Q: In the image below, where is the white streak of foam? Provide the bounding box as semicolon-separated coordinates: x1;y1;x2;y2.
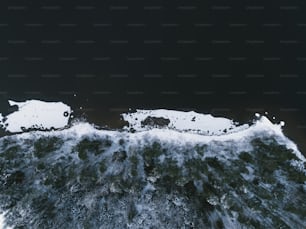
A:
2;103;303;162
0;105;305;227
0;114;3;127
0;214;3;229
12;114;305;163
0;213;11;229
0;100;71;133
122;109;249;135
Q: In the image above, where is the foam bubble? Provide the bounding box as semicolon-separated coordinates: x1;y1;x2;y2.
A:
280;121;285;127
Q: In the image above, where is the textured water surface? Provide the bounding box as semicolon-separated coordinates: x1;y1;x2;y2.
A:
0;120;305;228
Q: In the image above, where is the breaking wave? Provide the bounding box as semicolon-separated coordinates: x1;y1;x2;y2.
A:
0;101;305;228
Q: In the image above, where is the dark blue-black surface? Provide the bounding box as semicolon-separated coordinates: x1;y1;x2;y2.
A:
1;0;306;150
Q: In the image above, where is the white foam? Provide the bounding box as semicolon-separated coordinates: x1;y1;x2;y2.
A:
0;214;4;229
0;213;11;229
122;109;249;135
0;101;303;162
0;100;71;133
280;121;285;127
0;105;305;229
0;114;3;128
11;114;305;164
122;110;305;160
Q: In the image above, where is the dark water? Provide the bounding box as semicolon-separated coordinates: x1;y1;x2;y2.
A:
2;0;306;152
2;0;306;227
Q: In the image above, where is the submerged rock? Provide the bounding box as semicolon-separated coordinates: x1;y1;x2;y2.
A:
141;116;170;128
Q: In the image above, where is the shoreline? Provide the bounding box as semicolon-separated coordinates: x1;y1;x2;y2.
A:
1;103;305;157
